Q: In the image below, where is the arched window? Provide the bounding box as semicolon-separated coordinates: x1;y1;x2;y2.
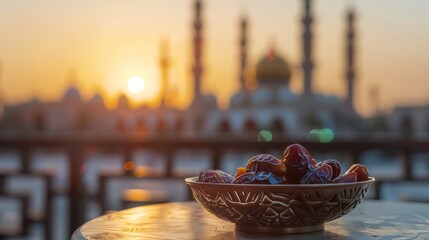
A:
243;118;257;133
135;119;146;132
270;118;284;132
175;118;185;132
76;111;89;131
218;119;231;133
157;118;166;133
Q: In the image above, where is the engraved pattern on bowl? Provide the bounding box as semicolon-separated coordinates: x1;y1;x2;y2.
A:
186;177;374;230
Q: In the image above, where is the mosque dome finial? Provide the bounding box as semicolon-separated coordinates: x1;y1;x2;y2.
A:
255;47;291;88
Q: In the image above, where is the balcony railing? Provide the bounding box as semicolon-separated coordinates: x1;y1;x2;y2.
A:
0;135;428;239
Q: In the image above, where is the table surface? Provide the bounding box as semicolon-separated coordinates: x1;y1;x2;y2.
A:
72;200;429;240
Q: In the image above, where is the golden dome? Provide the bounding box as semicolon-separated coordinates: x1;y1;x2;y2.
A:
256;50;291;87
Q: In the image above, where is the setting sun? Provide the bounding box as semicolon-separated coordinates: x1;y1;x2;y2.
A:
127;76;145;94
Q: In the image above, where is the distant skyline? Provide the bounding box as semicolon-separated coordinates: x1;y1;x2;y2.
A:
0;0;428;116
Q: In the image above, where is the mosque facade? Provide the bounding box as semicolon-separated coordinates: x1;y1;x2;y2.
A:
184;0;361;137
0;0;362;138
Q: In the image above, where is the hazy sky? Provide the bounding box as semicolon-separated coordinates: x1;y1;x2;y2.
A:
0;0;428;116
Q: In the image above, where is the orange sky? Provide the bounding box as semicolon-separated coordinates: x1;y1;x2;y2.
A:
0;0;428;116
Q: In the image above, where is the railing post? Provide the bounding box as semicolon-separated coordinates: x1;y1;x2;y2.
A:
0;175;4;194
373;181;381;200
99;174;108;214
68;147;84;237
44;175;53;240
165;150;173;177
402;150;412;180
20;147;30;174
21;195;30;236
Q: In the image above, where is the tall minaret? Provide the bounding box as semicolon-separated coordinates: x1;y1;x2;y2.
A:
345;7;356;108
159;39;169;107
302;0;314;95
0;62;2;115
192;0;203;102
239;16;248;91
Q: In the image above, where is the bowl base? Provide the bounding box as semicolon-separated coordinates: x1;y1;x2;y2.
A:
236;223;324;234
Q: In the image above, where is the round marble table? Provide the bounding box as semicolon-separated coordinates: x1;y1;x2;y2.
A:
72;200;429;240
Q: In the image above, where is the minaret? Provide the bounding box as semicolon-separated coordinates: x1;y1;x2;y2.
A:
302;0;314;95
192;0;203;102
239;16;248;91
159;39;169;107
345;7;356;108
0;62;2;115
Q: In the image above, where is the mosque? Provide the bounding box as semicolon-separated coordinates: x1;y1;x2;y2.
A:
178;0;361;137
0;0;362;138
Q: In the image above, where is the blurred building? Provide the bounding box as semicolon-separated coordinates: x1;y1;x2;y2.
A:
368;105;429;139
0;0;362;138
169;0;361;137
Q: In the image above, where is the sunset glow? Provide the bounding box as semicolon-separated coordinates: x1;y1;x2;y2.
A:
127;76;145;94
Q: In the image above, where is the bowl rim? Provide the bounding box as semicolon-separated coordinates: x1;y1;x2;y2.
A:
185;176;375;189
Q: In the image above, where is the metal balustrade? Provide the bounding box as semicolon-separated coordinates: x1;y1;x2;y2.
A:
0;135;428;239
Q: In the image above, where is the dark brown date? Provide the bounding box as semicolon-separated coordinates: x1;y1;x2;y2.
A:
333;172;357;183
316;159;341;179
299;163;333;184
198;169;234;183
246;154;285;177
232;172;283;184
282;144;314;183
345;164;369;182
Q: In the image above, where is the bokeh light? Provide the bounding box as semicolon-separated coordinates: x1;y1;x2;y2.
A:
124;160;135;171
308;129;320;141
318;128;334;143
257;130;273;142
308;128;334;143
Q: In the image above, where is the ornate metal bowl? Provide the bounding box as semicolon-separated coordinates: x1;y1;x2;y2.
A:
185;176;375;234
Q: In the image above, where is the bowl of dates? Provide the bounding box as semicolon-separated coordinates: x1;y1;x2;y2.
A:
185;144;375;234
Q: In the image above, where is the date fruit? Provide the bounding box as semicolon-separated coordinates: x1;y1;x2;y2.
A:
282;144;314;183
197;143;370;185
232;172;283;184
345;164;369;182
199;169;234;183
300;163;333;184
234;167;247;178
316;159;341;179
333;172;357;183
246;154;285;177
